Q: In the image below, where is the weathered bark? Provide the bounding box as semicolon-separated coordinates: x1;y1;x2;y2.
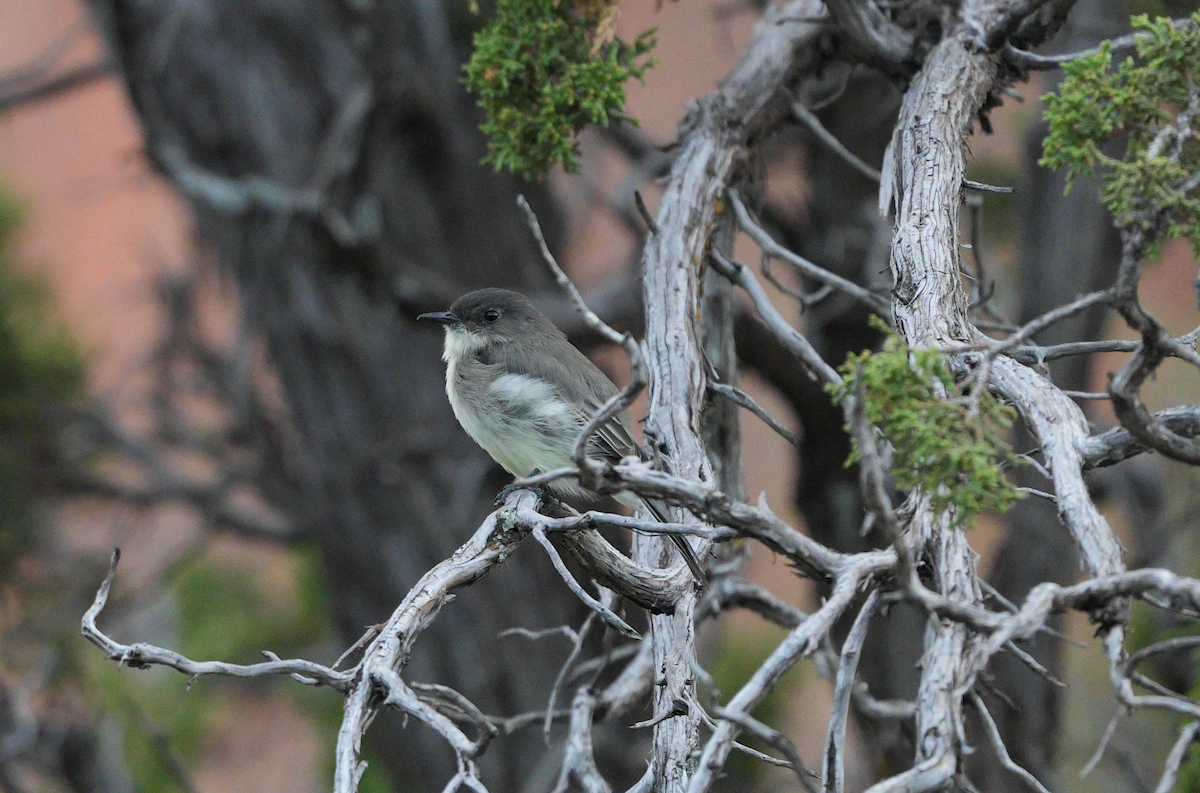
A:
979;0;1130;784
82;1;609;788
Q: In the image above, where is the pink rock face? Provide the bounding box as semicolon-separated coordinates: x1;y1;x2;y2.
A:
0;0;192;399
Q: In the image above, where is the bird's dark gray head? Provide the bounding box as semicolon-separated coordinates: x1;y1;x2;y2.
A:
419;288;563;348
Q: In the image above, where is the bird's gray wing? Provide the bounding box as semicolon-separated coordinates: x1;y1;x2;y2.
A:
491;334;642;463
580;396;641;464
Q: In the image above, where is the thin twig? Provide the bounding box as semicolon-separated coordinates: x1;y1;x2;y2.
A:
1154;721;1200;793
1080;711;1122;778
634;190;659;235
963;179;1014;194
968;692;1053;793
83;550;356;692
709;382;799;446
824;590;879;793
709;248;844;386
793;102;882;182
712;707;819;792
729;191;892;318
531;529;640;639
1005;18;1197;70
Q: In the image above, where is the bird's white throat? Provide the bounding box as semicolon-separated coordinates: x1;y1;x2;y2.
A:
441;326;487;363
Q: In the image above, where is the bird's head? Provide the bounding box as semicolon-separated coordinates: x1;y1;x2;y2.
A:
419;288;562;358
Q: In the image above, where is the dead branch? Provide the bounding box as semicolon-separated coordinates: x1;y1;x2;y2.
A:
708;383;799;446
554;687;611;793
1153;720;1200;793
792;101;884;183
823;590;878;793
729;191;892;318
1080;405;1200;468
967;692;1053;793
77;0;1200;789
83;549;353;691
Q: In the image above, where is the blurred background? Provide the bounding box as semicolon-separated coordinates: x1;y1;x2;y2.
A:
0;0;1198;791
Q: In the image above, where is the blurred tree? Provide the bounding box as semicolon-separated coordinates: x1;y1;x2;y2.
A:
0;192;130;792
78;0;635;789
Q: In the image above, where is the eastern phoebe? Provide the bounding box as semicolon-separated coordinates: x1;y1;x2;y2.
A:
420;288;706;583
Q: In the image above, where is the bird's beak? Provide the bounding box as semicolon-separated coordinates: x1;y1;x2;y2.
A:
418;311;462;326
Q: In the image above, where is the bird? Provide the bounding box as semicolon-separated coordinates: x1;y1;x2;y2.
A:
419;287;706;584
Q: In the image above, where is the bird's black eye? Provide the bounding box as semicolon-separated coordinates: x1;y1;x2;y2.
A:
483;308;501;323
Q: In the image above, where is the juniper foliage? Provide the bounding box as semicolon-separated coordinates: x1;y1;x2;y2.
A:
1042;14;1200;255
828;325;1024;528
463;0;656;178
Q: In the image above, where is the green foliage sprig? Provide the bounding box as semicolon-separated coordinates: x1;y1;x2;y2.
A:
0;194;83;573
1041;14;1200;254
463;0;656;178
827;325;1024;527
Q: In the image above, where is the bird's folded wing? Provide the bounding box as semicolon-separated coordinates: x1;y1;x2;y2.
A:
580;397;640;464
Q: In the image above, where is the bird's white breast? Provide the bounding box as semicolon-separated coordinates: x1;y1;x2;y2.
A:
442;330;581;483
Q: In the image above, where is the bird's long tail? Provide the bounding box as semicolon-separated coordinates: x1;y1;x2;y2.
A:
638;498;708;586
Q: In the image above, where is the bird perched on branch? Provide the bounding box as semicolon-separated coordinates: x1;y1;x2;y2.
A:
420;288;706;584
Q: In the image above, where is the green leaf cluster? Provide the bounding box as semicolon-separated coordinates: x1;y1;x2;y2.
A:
0;192;83;574
827;329;1024;527
1041;14;1200;254
463;0;656;178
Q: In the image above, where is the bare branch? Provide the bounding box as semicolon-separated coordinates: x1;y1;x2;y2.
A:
553;687;612;793
531;529;640;639
83;550;355;692
990;357;1125;579
729;191;892;319
1127;635;1200;673
823;590;878;793
0;59;112;113
792;102;883;182
823;0;915;71
1080;711;1123;779
968;692;1053;793
981;0;1059;50
709;249;844;387
711;706;819;792
1080;405;1200;469
541;511;737;542
1007;327;1199;366
1005;18;1197;70
700;579;806;628
689;556;888;793
331;490;543;793
1154;720;1200;793
1103;94;1200;465
709;382;799;446
963;179;1015;194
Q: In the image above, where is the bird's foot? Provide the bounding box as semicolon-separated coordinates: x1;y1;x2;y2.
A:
495;482;545;507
